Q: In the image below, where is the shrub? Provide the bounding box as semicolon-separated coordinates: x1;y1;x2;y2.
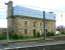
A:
0;34;6;40
47;32;55;36
37;32;40;37
9;34;19;40
33;33;37;37
33;32;41;37
61;32;65;35
18;35;24;39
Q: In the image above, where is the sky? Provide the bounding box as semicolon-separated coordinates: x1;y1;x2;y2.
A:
0;0;65;28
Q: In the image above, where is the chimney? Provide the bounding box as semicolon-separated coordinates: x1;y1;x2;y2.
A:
7;1;13;18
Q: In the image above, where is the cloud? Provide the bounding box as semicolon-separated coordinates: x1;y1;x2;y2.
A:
0;0;65;27
12;0;65;10
0;19;7;28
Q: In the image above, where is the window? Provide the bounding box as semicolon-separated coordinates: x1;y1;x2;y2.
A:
24;21;27;26
40;23;42;26
33;22;36;27
24;29;27;34
33;29;36;37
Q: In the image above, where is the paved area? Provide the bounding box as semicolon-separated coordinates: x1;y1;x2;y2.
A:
0;35;65;50
0;40;65;50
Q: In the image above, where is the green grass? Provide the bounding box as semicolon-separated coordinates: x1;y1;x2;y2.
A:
0;32;65;40
0;34;7;40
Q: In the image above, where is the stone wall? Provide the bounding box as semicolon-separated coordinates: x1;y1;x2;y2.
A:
12;16;56;36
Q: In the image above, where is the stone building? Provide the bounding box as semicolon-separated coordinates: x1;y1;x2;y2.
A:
6;1;56;36
0;28;7;34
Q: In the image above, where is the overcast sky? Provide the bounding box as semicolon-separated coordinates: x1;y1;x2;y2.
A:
0;0;65;28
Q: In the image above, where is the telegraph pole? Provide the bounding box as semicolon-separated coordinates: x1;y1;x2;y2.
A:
5;2;9;42
5;0;13;42
43;11;46;40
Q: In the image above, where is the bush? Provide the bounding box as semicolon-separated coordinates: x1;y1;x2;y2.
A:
0;34;7;40
47;32;55;36
18;35;24;39
33;33;37;37
37;32;40;37
9;34;19;40
61;32;65;35
9;34;32;40
33;32;41;37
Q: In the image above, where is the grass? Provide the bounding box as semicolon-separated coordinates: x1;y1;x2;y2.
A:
0;34;7;40
0;32;65;40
